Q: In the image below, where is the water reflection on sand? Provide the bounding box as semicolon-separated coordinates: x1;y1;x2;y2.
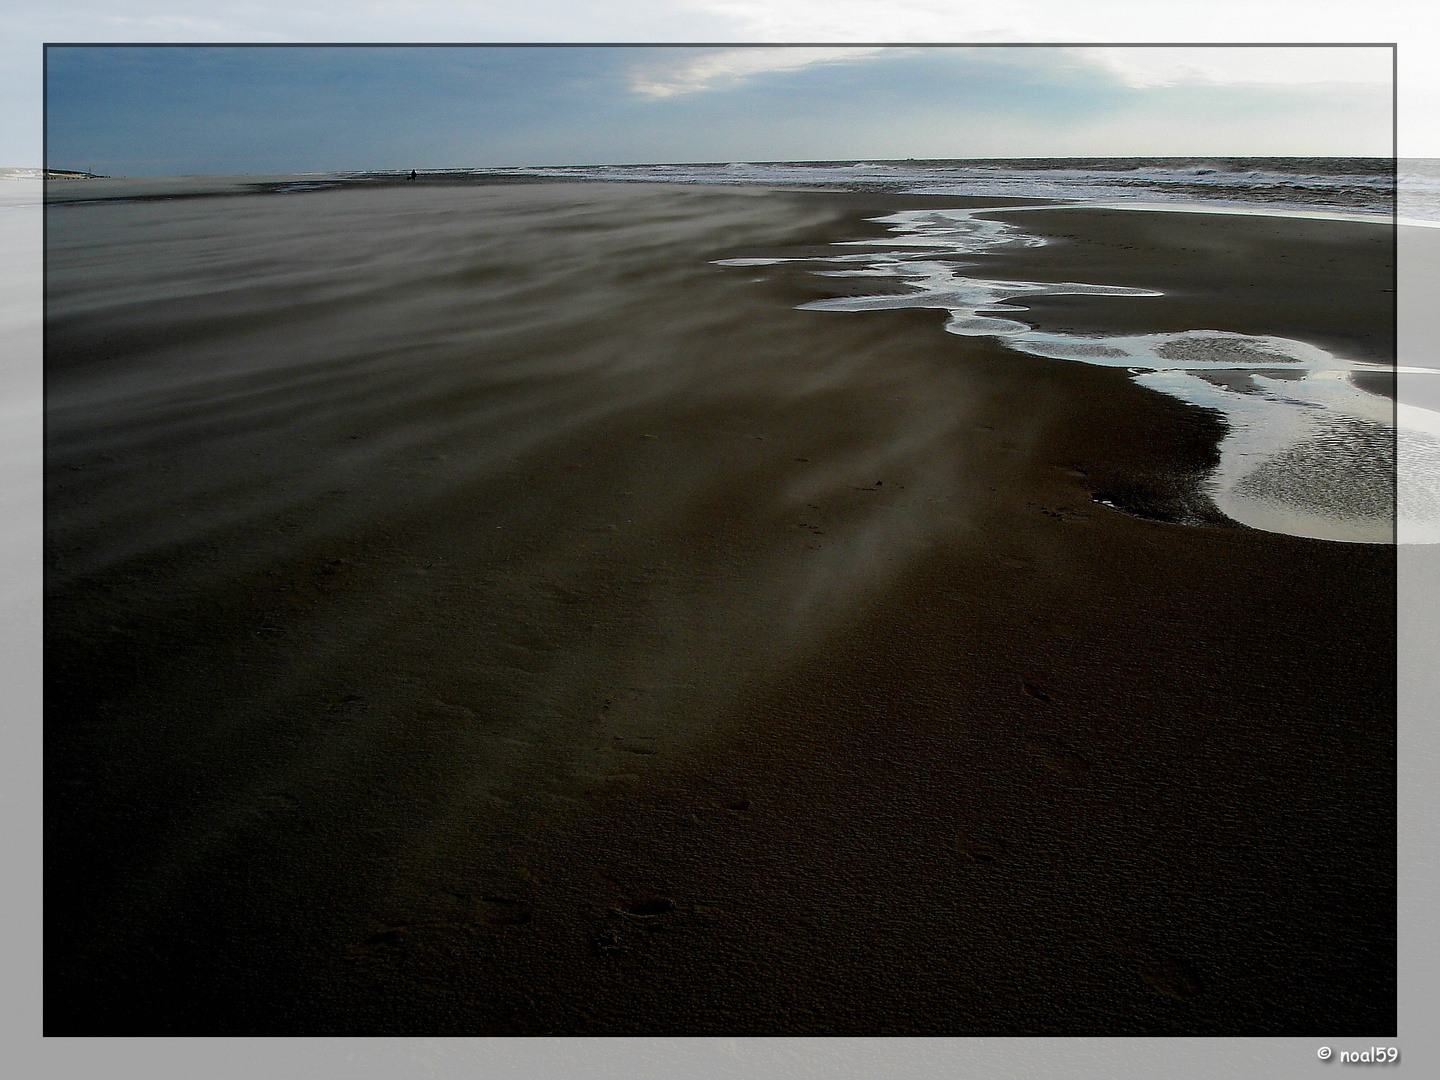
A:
721;205;1438;545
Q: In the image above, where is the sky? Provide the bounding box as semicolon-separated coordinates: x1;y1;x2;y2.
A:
43;44;1395;175
6;0;1439;171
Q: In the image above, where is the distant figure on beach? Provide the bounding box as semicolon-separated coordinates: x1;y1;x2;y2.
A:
408;170;417;181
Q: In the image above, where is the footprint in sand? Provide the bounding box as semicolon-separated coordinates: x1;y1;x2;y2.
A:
956;834;1009;865
1022;681;1053;703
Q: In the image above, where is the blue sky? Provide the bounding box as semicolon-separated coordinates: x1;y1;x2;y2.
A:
45;44;1393;175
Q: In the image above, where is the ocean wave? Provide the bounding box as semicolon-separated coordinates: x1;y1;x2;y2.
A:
473;158;1398;218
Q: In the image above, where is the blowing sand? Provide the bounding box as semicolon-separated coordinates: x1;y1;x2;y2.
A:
45;182;1394;1034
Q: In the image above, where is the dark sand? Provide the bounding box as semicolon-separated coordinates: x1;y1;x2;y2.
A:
977;206;1396;364
45;183;1394;1034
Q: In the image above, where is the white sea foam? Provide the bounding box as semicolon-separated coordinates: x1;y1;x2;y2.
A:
711;257;802;266
716;203;1440;545
486;158;1401;220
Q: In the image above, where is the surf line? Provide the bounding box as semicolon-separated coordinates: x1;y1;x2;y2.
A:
715;204;1439;545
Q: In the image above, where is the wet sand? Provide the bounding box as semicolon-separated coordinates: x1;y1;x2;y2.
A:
44;182;1394;1034
977;205;1395;365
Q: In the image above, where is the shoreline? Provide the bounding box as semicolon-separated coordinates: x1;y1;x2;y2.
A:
45;182;1395;1033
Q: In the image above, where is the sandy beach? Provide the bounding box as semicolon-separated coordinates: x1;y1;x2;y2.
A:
45;181;1395;1034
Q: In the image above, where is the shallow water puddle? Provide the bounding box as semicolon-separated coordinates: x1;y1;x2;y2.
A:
719;205;1440;545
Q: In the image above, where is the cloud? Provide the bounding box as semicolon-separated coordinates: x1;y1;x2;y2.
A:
626;46;886;98
1069;46;1393;89
683;0;1004;42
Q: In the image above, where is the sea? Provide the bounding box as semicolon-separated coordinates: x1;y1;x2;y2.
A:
365;156;1431;222
38;156;1422;219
